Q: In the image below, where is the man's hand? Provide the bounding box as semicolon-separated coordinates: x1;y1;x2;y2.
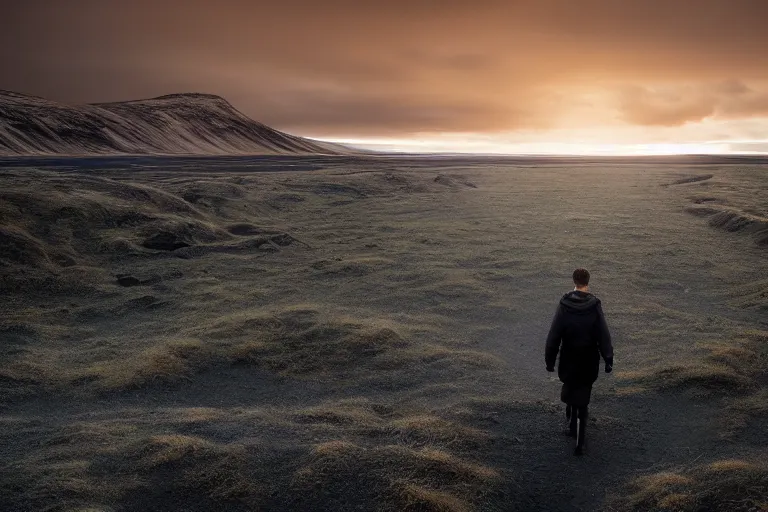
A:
546;366;555;372
605;357;614;373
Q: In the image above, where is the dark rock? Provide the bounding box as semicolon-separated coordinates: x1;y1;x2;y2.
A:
116;275;142;287
270;233;294;247
227;223;265;236
142;232;191;251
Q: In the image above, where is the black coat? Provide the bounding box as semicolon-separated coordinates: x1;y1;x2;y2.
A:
545;291;613;388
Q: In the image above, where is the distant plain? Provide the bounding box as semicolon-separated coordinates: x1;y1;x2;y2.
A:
1;155;766;511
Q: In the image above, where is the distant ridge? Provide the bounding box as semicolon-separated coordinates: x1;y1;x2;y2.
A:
0;90;353;156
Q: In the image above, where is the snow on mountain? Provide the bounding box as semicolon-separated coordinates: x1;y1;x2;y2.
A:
0;91;352;156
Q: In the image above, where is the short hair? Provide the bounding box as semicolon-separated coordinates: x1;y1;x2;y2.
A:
573;268;590;287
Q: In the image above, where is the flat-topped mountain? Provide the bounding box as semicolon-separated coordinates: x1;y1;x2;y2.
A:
0;90;352;156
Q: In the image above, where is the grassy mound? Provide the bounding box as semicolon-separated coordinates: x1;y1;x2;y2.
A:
0;398;502;511
213;306;500;379
607;459;768;512
619;330;767;395
685;205;768;247
618;330;768;434
294;441;497;511
76;338;210;389
2;303;500;394
0;225;57;269
729;279;768;311
0;428;258;511
666;174;714;186
0;172;292;267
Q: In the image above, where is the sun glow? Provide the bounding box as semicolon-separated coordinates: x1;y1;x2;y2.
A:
326;116;768;156
329;137;745;156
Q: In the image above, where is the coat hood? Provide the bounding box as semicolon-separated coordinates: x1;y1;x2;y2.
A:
560;291;600;314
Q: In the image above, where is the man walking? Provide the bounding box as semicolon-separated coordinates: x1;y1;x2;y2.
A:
545;268;613;456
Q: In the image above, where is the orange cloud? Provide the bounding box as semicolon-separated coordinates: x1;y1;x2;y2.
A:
615;82;768;127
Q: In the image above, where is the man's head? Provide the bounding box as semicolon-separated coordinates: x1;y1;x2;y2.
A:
573;268;590;290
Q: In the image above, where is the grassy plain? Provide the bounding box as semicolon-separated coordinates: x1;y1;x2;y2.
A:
1;155;766;511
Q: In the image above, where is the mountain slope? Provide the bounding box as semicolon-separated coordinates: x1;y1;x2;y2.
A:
0;90;352;156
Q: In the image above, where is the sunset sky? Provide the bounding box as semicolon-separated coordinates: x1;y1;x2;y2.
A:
3;0;768;154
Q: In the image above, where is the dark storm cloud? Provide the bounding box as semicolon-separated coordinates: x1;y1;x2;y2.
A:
2;0;768;136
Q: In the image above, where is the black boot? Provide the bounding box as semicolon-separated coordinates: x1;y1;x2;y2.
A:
574;406;588;456
565;405;577;438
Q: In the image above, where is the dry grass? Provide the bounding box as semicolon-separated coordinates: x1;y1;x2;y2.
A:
76;338;211;389
0;172;293;296
729;279;768;311
1;425;259;510
225;309;413;375
1;400;501;511
612;328;768;435
134;435;259;501
3;160;768;511
644;363;753;392
389;415;490;448
1;300;501;396
0;421;142;511
607;459;768;512
396;482;473;512
311;256;394;276
294;439;499;510
676;167;768;245
618;330;767;396
137;434;218;467
0;169;501;399
285;399;500;509
618;330;768;435
291;399;492;451
730;389;768;416
202;306;500;379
